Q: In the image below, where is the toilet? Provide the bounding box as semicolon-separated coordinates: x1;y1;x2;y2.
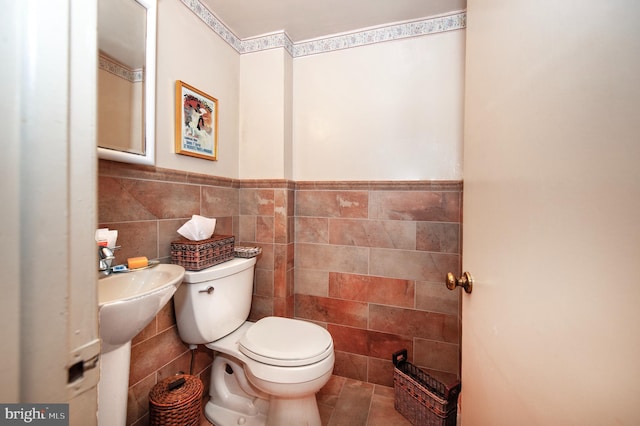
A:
173;257;334;426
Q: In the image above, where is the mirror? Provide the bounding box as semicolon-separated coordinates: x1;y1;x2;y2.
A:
97;0;156;165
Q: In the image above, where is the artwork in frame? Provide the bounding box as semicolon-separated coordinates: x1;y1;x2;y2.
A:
175;80;218;160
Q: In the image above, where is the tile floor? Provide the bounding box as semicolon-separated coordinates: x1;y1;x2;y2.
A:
316;375;412;426
200;375;420;425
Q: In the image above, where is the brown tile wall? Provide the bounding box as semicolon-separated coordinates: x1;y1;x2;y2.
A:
97;160;461;424
238;180;296;321
98;160;239;425
294;181;462;387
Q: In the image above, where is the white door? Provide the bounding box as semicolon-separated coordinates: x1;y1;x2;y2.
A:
461;0;640;424
1;1;100;424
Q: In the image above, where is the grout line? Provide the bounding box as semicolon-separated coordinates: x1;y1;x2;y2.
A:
324;378;346;426
364;388;374;426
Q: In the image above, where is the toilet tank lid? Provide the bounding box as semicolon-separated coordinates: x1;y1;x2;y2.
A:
239;317;333;365
181;257;256;283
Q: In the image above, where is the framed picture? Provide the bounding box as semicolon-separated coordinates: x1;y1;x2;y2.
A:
175;80;218;160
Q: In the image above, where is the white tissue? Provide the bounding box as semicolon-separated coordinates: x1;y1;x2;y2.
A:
95;228;118;248
177;215;216;241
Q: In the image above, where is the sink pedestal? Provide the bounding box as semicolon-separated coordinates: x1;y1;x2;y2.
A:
98;342;132;426
97;264;185;426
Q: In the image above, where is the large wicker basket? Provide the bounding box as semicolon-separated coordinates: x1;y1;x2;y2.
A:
149;374;203;426
170;234;234;271
392;349;460;426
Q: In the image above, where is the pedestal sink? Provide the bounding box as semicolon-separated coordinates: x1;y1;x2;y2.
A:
98;264;185;426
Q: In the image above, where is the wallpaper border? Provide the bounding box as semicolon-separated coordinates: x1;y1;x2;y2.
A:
180;0;466;57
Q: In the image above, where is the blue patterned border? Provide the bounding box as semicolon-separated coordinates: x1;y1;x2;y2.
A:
240;32;295;56
98;54;143;82
294;13;466;57
180;0;243;51
181;0;466;57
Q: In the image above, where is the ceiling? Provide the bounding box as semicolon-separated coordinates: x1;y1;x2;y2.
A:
200;0;467;43
99;0;146;68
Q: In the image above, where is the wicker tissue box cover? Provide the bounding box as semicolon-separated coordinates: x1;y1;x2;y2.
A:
170;234;234;271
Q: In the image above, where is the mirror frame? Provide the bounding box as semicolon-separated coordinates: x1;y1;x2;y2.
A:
98;0;156;166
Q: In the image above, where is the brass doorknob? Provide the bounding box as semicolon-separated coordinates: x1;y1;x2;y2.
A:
446;272;473;293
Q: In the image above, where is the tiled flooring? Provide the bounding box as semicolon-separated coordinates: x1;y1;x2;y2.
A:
200;375;413;426
316;375;412;426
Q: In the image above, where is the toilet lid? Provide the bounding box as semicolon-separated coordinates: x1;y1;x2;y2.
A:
239;317;333;367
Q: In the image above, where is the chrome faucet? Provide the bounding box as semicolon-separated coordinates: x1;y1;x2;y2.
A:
98;246;118;276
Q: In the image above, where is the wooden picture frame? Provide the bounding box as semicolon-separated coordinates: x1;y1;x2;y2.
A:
175;80;218;160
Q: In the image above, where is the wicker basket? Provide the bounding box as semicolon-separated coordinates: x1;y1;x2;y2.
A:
149;374;203;426
170;234;234;271
392;349;460;426
234;246;262;258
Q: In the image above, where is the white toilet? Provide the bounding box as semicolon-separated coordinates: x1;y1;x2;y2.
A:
173;257;335;426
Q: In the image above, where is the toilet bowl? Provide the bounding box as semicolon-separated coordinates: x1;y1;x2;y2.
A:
207;320;334;426
173;257;335;426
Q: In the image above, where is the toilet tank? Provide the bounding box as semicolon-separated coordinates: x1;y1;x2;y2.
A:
173;257;257;344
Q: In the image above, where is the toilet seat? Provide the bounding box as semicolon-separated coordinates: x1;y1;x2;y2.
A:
206;320;335;385
239;317;333;367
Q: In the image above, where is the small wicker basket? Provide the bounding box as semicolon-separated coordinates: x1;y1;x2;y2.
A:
392;349;460;426
234;246;262;258
149;374;203;426
170;234;234;271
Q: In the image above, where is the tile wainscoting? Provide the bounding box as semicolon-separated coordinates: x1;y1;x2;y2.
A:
293;181;461;387
97;160;461;425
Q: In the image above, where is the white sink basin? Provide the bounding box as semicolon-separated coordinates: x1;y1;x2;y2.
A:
98;263;185;350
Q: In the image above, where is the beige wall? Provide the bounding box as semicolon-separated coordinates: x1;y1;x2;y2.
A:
98;69;143;153
153;0;464;182
154;0;240;177
293;31;465;181
239;49;294;179
239;31;466;181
